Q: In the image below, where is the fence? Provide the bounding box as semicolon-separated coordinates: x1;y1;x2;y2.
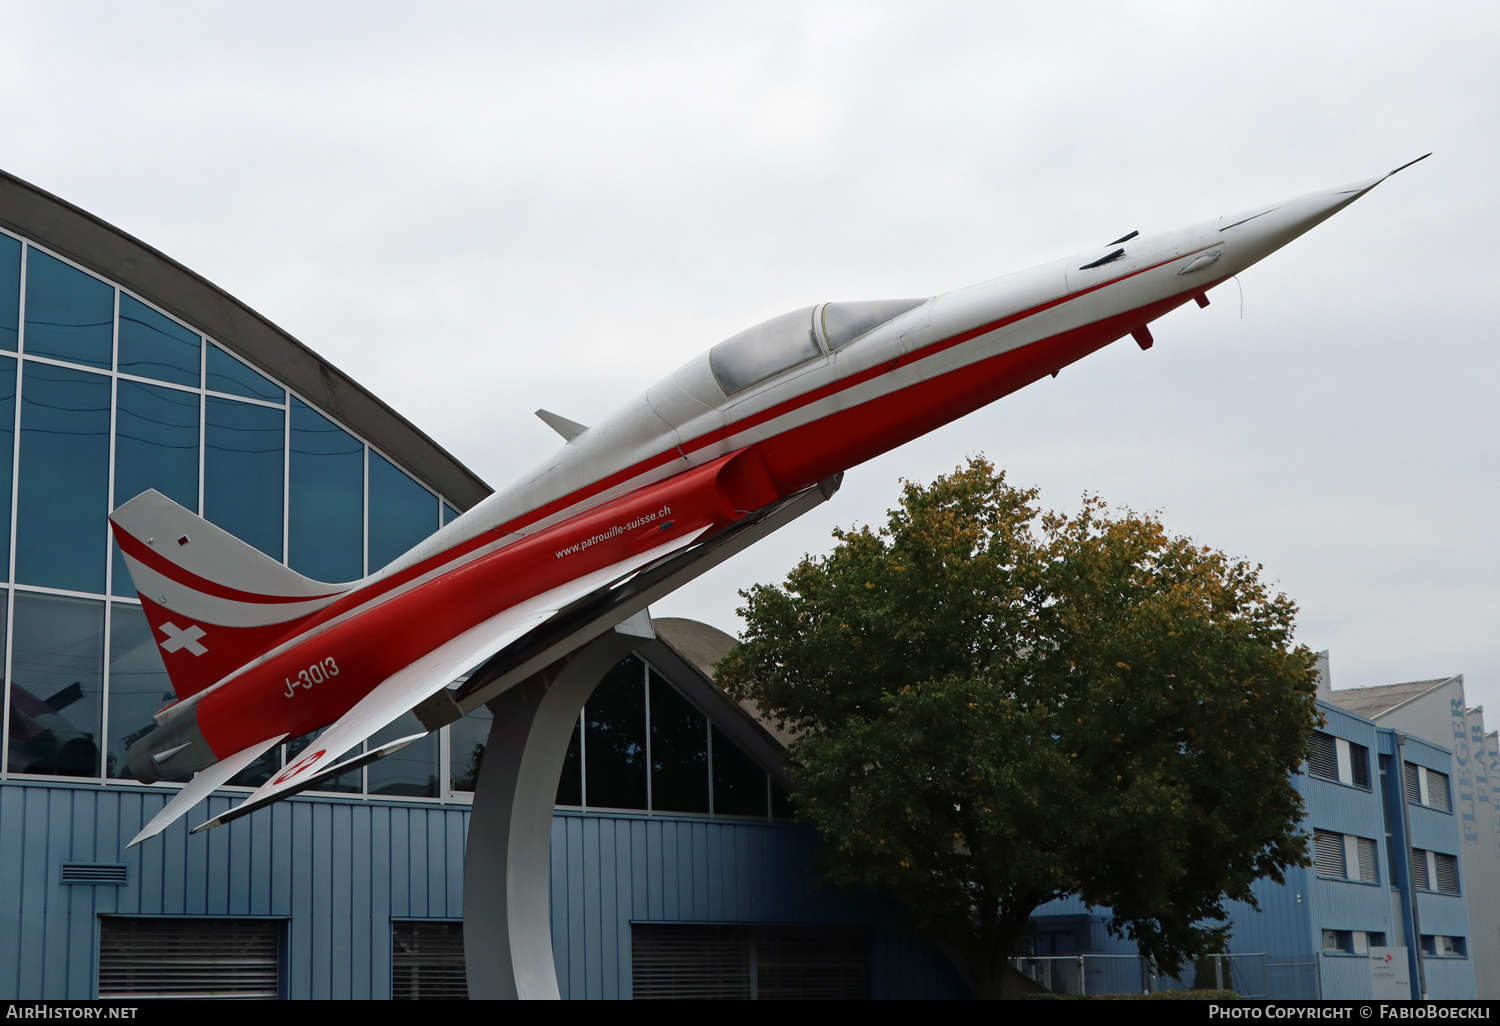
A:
1010;953;1321;998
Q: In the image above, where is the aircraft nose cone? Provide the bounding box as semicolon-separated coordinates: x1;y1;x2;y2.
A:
1218;175;1384;258
1214;157;1427;271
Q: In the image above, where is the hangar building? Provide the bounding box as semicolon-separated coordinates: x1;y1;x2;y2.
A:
0;172;960;1000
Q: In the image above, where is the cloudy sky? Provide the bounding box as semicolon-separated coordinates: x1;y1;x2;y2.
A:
1;2;1496;709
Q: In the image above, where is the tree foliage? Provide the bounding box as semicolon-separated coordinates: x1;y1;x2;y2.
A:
716;459;1320;998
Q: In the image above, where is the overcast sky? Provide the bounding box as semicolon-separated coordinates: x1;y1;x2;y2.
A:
2;2;1496;712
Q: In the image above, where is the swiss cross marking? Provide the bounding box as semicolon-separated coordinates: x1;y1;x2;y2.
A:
159;621;208;656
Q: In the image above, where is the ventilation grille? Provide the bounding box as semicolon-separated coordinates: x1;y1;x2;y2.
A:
1434;852;1460;895
1357;837;1379;884
393;920;467;1000
632;924;867;1000
98;917;280;999
1308;733;1338;781
1313;830;1346;878
1411;848;1431;891
60;862;127;885
1427;770;1452;812
1404;762;1422;804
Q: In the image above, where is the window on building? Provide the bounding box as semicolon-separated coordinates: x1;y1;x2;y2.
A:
1433;852;1460;894
0;233;18;351
1309;732;1338;780
17;361;111;593
632;924;867;1000
9;592;101;778
1356;837;1379;884
206;342;284;403
649;667;709;814
713;724;768;817
449;656;782;816
1420;935;1467;958
367;711;440;798
1404;763;1452;812
1411;847;1430;890
24;248;113;369
1349;742;1371;788
449;701;491;794
1308;731;1370;788
392;920;467;1000
1314;830;1379;884
368;450;439;571
1425;768;1452;812
1313;829;1347;878
1409;848;1458;894
1322;929;1353;953
117;294;200;387
0;356;16;564
289;398;364;582
98;917;281;999
112;378;200;597
585;657;650;810
205;396;284;560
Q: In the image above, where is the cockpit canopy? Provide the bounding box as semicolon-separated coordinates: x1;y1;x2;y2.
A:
708;298;927;395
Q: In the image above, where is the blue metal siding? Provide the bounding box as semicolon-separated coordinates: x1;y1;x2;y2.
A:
0;782;472;999
0;781;963;999
547;810;962;999
1220;862;1315;960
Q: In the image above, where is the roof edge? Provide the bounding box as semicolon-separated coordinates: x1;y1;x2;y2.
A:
0;169;492;510
1329;675;1463;721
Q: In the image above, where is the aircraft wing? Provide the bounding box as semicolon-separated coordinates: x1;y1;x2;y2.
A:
189;527;709;834
128;733;288;846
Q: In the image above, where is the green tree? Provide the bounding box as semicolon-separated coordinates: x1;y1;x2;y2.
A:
716;459;1320;998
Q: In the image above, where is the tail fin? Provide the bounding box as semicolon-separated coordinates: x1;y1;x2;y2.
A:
110;490;354;701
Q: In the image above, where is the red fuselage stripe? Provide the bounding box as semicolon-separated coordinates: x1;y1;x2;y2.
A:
304;247;1217;616
169;251;1223;726
113;526;345;605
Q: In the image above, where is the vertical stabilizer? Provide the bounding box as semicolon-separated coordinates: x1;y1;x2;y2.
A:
110;489;353;700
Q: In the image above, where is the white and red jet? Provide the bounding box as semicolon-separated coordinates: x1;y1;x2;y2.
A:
118;159;1425;844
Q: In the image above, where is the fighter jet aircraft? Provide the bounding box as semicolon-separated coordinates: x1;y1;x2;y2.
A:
117;157;1427;845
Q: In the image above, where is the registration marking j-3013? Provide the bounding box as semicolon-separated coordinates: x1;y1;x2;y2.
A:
283;657;340;699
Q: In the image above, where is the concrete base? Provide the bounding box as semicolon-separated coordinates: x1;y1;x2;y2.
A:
462;631;638;999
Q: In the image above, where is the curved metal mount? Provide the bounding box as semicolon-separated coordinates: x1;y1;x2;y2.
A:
462;631;638;999
459;477;841;998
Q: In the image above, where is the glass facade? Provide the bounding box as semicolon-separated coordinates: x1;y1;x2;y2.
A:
0;229;459;794
457;655;787;821
0;227;786;820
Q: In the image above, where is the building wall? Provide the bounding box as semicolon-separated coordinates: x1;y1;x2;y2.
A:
1031;701;1477;1000
548;810;962;1000
0;779;960;999
0;223;467;802
1354;678;1500;999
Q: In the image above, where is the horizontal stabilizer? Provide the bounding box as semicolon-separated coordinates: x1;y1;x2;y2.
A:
128;733;287;847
